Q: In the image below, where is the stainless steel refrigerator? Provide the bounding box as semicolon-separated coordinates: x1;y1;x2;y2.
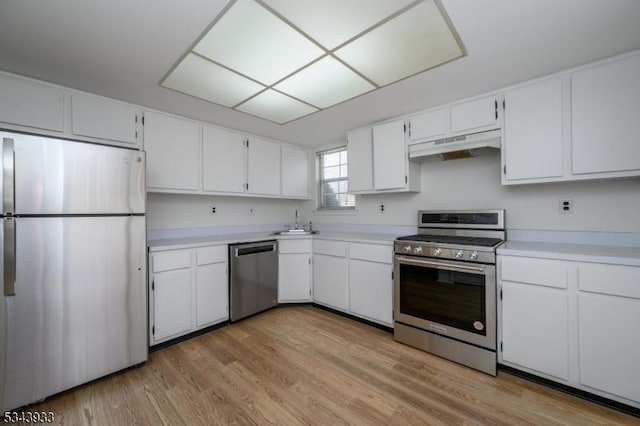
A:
0;131;147;411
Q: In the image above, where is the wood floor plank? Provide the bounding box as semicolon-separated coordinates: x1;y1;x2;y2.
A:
28;306;638;425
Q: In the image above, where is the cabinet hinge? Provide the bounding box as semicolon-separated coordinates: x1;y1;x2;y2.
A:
500;341;503;352
152;325;155;336
408;122;411;137
391;270;394;280
135;130;138;139
405;175;408;184
503;99;505;109
309;289;312;297
245;182;249;191
246;139;249;147
308;257;311;265
403;124;406;133
495;100;498;120
135;115;138;124
152;280;154;291
500;288;503;300
503;165;506;175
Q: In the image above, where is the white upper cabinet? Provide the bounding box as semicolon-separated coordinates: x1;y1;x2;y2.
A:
346;127;373;192
503;78;564;182
373;120;407;190
450;96;499;133
144;111;201;192
408;95;500;143
281;145;309;198
247;137;281;196
571;55;640;175
407;108;448;141
0;73;64;132
347;120;419;194
202;126;246;193
71;94;140;145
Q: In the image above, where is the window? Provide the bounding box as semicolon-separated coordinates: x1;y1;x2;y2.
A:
318;147;355;210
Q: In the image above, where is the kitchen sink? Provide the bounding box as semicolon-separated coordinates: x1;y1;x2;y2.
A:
272;230;318;235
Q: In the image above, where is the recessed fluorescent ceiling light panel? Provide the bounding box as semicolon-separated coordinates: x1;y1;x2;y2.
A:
161;0;465;124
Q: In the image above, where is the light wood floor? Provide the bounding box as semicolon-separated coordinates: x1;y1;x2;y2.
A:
33;306;637;425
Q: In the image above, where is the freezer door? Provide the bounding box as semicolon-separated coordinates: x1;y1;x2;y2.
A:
1;132;145;215
0;216;147;411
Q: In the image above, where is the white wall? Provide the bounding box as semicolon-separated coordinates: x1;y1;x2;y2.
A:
147;193;301;230
303;150;640;233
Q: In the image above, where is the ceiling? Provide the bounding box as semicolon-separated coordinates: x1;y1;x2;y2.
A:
1;0;640;148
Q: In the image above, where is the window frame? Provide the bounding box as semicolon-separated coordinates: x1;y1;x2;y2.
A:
317;146;356;211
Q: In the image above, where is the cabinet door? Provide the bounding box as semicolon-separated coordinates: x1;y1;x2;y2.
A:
408;108;448;141
347;128;373;192
196;262;228;327
372;120;406;190
153;268;193;341
71;94;139;145
0;73;64;132
572;56;640;175
349;259;392;325
279;254;312;302
247;137;281;195
501;282;569;380
450;96;499;133
202;126;246;193
312;254;348;311
144;111;200;191
281;146;309;197
579;293;640;403
503;79;564;181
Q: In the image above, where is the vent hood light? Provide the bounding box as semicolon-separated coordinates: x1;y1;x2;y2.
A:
409;129;501;160
161;0;466;124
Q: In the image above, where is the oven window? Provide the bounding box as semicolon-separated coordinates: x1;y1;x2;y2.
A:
399;264;486;335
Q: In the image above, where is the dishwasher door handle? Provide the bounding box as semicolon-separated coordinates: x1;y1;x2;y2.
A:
234;242;277;257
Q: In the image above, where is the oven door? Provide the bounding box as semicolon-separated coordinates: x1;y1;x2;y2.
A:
394;255;496;350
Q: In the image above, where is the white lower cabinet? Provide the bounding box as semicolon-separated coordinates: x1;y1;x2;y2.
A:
313;239;393;326
150;245;228;346
348;243;393;326
498;254;640;408
278;239;312;302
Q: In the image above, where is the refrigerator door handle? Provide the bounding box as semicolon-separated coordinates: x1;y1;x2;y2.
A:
3;137;15;214
3;217;15;296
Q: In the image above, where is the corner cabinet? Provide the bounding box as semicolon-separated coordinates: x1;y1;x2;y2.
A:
346;119;420;194
498;253;640;409
278;239;312;302
281;146;309;198
247;137;281;196
149;245;228;346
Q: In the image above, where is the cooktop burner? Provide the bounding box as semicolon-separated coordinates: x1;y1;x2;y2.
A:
396;234;503;247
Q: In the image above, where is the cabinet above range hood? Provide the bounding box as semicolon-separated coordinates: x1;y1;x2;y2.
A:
409;129;501;161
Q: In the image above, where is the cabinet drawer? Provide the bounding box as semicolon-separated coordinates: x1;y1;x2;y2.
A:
313;239;347;257
196;245;227;266
279;239;312;254
152;250;192;272
500;256;568;289
349;243;392;264
578;264;640;299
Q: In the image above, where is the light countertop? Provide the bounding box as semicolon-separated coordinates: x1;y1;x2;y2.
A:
497;240;640;267
148;231;397;252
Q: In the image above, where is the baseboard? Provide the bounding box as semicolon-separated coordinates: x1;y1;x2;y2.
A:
311;303;394;333
498;364;640;418
149;321;229;352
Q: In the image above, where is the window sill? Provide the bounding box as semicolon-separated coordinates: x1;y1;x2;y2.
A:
312;208;359;216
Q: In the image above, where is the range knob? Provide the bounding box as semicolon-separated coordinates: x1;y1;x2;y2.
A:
433;248;442;257
403;245;412;253
455;250;464;259
413;246;423;255
469;251;479;261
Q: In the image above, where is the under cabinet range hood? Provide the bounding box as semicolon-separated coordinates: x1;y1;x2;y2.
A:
409;129;501;161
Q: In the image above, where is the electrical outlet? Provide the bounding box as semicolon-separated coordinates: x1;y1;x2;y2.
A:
559;198;573;214
379;204;385;213
209;205;217;215
249;208;255;216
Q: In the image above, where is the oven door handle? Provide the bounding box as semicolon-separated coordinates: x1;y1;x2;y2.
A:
395;256;486;273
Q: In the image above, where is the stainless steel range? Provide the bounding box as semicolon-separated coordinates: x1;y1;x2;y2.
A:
393;210;505;375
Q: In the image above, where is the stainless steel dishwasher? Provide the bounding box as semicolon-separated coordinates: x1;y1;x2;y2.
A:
229;240;278;322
